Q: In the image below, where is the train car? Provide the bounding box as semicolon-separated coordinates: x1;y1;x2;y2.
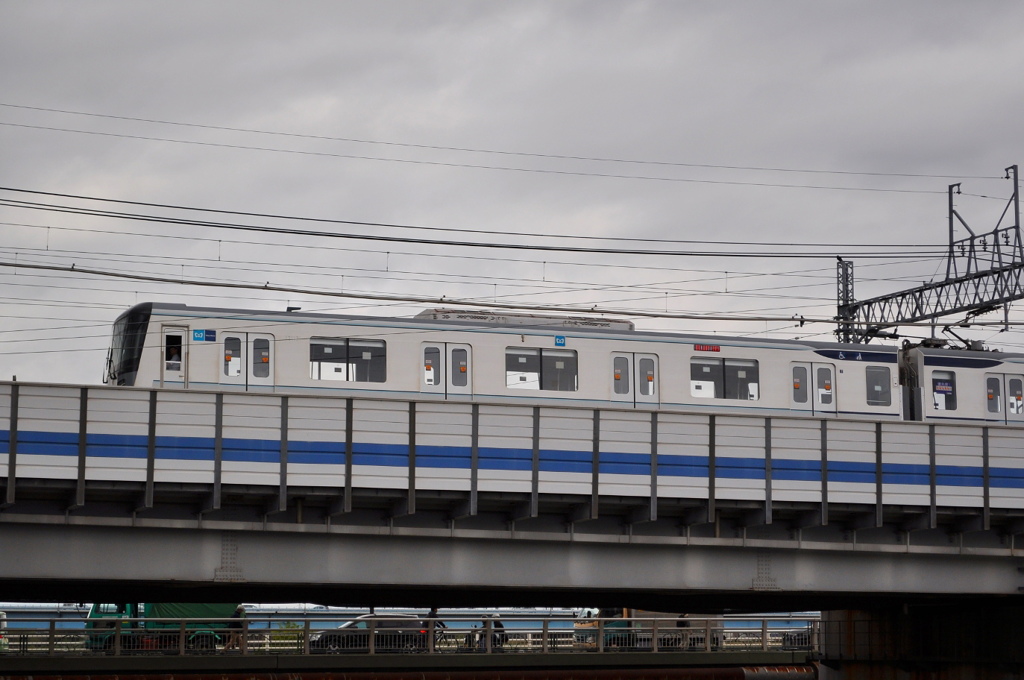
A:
104;302;905;421
902;344;1024;424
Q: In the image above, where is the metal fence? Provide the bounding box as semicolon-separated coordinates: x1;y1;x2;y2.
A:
0;616;818;657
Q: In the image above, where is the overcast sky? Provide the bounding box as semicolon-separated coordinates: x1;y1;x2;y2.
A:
1;1;1023;385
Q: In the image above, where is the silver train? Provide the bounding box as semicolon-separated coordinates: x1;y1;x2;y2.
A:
105;302;1024;426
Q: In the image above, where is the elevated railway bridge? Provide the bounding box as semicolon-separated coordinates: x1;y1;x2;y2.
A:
1;381;1023;677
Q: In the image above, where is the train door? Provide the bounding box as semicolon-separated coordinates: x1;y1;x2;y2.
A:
219;332;275;390
610;353;659;406
790;362;836;416
984;373;1024;424
162;326;188;388
421;343;473;398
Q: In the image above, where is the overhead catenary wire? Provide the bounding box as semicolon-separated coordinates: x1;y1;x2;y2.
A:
4;258;1018;330
0;218;950;285
0;196;951;259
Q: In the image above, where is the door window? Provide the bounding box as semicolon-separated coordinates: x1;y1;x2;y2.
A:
817;366;833;405
865;366;891;406
165;335;183;372
638;357;656;396
224;336;242;377
613;356;630;395
1010;378;1023;415
987;377;1002;413
252;338;271;378
451;348;468;387
932;370;957;411
424;346;441;386
793;366;808;404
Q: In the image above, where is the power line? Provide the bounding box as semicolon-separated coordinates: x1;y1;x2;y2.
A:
0;196;950;259
0;102;1001;181
0;219;949;280
0;186;947;249
3;258;1010;330
0;122;954;194
0;259;850;325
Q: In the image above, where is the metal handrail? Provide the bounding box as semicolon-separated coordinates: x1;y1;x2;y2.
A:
0;615;820;658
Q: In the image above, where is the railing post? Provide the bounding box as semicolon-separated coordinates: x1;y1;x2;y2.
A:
761;619;769;651
368;620;376;654
302;620;310;655
652;619;659;652
428;620;435;653
241;618;249;655
542;619;549;653
484;620;492;653
48;620;56;655
113;620;122;656
178;620;186;656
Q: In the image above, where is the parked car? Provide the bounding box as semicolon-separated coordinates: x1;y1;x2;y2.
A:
309;614;429;653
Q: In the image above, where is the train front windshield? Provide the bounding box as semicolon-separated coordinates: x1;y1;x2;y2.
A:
105;303;152;386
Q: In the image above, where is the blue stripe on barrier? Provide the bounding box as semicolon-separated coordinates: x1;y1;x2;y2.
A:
658;454;710;478
7;427;1024;491
717;456;767;480
539;448;591;474
827;461;876;484
599;451;651;476
352;442;409;467
991;467;1024;488
416;444;472;470
290;440;346;466
17;430;79;457
223;437;282;464
478;446;532;471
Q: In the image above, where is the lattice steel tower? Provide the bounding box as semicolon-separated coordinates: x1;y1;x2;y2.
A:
836;165;1021;344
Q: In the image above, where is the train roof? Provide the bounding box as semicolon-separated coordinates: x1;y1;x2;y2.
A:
122;301;904;354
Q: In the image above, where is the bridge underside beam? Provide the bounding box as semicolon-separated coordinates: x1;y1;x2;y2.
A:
0;516;1021;612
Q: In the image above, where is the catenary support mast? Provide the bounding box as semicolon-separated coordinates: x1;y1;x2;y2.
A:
836;165;1022;343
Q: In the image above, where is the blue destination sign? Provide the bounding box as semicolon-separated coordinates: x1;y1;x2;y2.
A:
193;329;218;342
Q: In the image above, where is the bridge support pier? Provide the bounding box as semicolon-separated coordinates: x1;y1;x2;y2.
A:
817;605;1024;680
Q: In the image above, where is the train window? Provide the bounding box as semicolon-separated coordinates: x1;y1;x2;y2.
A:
165;335;182;371
865;366;891;406
932;370;957;411
252;338;271;378
690;358;722;398
311;338;349;380
987;377;1001;413
726;359;759;400
542;349;578;391
1011;378;1024;415
639;357;656;396
310;338;387;383
507;348;540;389
505;347;578;391
451;348;468;387
792;366;808;403
424;347;441;385
613;356;630;394
691;358;759;400
224;336;242;377
349;339;387;382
